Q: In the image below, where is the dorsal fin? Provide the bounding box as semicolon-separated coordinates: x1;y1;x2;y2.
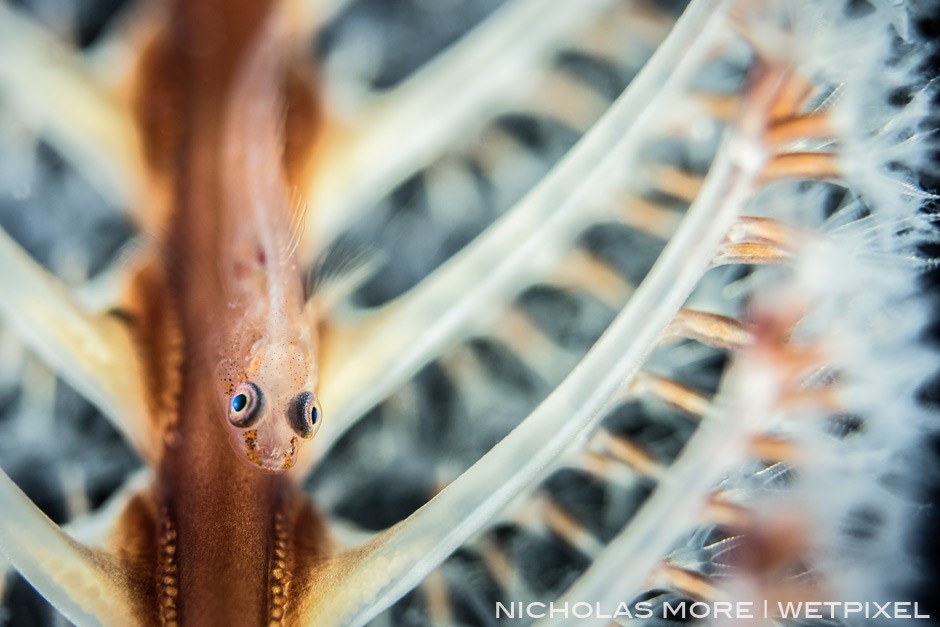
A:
282;186;308;265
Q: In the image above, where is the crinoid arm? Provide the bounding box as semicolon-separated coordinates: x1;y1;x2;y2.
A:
303;0;627;255
0;469;142;626
296;0;937;624
304;0;732;475
0;3;145;209
302;117;764;622
0;228;155;461
296;7;782;618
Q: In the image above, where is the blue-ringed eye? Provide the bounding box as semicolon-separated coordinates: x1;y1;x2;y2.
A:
231;394;247;412
228;382;263;428
287;391;321;439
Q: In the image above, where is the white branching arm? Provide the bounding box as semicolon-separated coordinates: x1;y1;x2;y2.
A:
0;3;144;208
306;0;732;472
0;228;154;461
300;46;775;626
303;0;622;253
538;355;775;627
0;469;140;626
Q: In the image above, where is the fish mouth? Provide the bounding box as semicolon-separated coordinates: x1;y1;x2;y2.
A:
241;430;298;473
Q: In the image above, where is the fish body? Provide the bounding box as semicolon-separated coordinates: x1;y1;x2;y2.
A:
214;8;322;473
135;1;331;622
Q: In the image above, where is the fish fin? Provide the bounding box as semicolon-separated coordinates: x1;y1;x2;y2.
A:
303;239;383;312
282;186;309;265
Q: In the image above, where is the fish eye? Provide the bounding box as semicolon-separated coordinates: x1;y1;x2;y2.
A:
287;391;320;439
228;381;263;428
231;393;248;412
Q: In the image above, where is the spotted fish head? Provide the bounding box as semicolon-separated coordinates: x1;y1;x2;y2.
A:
217;339;322;473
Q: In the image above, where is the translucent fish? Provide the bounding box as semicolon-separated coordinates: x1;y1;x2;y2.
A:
214;11;322;473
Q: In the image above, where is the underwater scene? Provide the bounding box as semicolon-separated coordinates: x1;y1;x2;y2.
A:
0;0;939;625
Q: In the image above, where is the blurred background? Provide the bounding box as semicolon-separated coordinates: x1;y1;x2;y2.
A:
1;0;938;625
